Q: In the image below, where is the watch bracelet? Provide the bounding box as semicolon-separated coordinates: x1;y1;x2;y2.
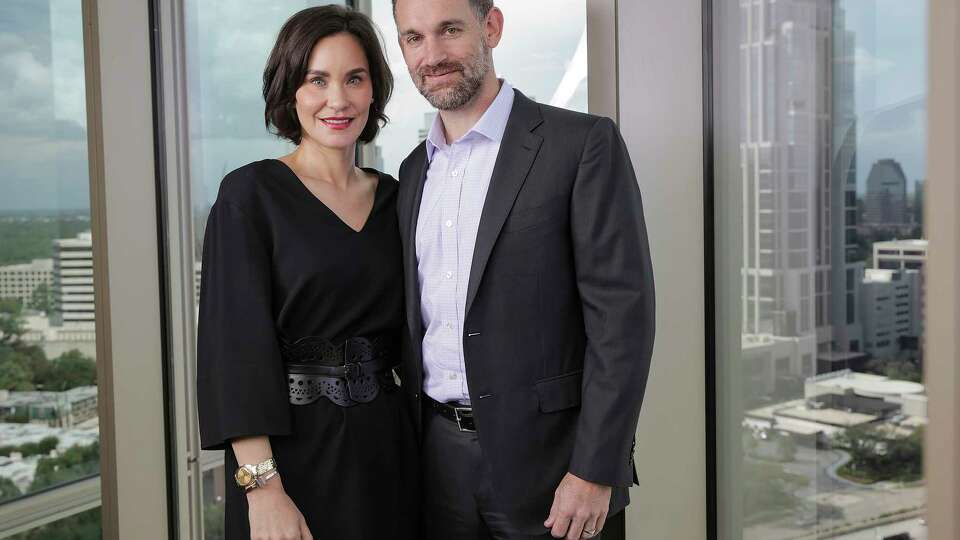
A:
256;469;280;488
254;457;277;476
236;457;277;491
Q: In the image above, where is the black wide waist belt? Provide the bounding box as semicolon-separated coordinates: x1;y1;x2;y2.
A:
425;395;476;432
280;334;398;407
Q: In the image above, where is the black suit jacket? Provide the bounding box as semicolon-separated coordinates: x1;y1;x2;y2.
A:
398;90;655;530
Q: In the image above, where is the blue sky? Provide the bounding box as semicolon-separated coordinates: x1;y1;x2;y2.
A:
840;0;928;192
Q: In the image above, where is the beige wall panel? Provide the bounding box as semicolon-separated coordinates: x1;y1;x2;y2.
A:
617;1;707;538
925;0;960;538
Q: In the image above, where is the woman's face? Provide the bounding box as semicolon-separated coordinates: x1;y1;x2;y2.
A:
294;32;374;150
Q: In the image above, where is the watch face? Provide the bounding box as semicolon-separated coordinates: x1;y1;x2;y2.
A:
235;467;254;486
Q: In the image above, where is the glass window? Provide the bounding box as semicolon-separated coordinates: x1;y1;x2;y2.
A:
367;0;588;176
179;2;347;537
0;0;101;534
200;464;226;540
7;507;100;540
715;1;928;538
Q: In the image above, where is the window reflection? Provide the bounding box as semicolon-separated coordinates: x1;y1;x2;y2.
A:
0;0;101;528
181;1;347;536
720;0;928;538
367;0;588;176
6;507;101;540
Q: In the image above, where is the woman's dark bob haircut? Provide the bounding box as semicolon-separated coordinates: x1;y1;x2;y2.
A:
263;5;393;145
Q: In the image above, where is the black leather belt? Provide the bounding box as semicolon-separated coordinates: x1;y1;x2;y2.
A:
280;334;398;407
425;395;476;432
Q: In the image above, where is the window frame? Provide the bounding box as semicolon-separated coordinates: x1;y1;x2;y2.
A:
0;0;170;537
707;0;960;538
154;2;359;538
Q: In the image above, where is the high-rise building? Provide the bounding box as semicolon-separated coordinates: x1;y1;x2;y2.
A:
864;159;908;225
741;0;860;383
874;239;927;272
873;239;927;346
0;259;53;308
53;232;95;326
860;269;922;358
830;3;863;355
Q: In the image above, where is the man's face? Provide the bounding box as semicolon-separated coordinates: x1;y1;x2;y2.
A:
394;0;495;111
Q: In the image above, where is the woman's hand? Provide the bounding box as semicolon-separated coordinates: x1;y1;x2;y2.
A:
247;476;313;540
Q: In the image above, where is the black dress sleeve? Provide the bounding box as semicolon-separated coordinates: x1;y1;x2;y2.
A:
196;199;292;450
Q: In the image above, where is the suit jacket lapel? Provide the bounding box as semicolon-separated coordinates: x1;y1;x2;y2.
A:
403;144;429;350
464;92;544;317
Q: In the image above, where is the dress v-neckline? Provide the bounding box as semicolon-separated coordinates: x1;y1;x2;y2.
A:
271;158;383;234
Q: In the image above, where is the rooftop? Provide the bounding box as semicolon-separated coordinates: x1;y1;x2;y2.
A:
0;259;53;272
874;239;928;250
809;369;925;398
777;404;878;427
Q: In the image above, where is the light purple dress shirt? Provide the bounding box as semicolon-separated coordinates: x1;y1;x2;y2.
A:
416;80;516;404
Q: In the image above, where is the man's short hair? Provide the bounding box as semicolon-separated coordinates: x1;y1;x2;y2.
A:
392;0;494;21
263;5;394;145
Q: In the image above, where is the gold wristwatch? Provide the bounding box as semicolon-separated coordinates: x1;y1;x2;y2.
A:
234;457;278;492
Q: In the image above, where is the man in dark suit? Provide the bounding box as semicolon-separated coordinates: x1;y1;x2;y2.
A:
392;1;655;538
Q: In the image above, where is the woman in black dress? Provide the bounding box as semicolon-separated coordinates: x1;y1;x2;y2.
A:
196;6;417;539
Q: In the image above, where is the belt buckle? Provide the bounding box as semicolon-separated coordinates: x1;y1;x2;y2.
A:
453;406;476;432
343;362;361;381
342;338;361;381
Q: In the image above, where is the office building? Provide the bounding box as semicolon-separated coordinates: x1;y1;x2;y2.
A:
860;269;922;358
864;159;909;225
53;232;95;326
0;259;53;308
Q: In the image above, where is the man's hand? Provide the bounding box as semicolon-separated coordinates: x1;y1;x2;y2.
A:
543;472;612;539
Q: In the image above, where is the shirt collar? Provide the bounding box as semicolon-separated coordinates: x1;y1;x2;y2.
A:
425;79;515;162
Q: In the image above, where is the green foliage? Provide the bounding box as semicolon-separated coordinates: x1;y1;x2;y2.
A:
834;425;923;483
0;298;26;347
0;333;95;392
204;502;225;540
866;357;922;383
0;340;51;391
47;350;97;390
30;442;100;492
8;507;100;540
29;282;53;313
0;217;90;267
0;289;96;392
0;476;22;503
0;437;59;458
0;353;34;390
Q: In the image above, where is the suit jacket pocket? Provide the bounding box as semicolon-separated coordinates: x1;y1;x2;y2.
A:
502;196;567;233
535;370;583;413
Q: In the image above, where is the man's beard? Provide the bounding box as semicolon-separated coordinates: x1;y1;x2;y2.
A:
413;43;491;111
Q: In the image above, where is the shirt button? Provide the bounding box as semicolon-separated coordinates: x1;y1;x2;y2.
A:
445;271;453;279
451;170;459;177
445;220;453;228
447;372;458;380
